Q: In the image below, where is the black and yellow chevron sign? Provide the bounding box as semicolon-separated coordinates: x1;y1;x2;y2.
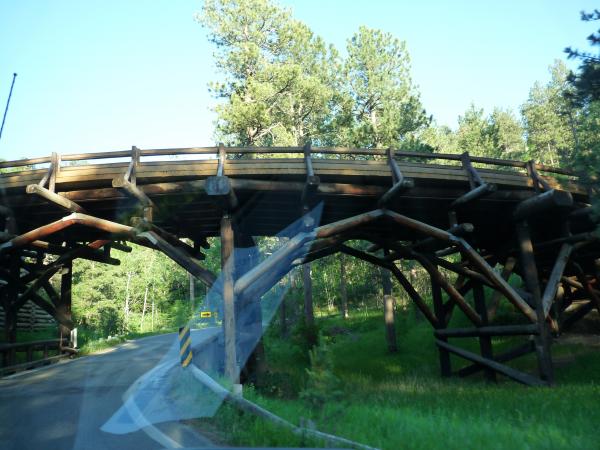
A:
178;325;192;368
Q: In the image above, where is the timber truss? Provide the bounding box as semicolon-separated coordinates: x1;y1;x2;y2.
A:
0;144;598;385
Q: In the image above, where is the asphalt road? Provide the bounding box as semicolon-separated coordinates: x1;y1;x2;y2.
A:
0;328;218;450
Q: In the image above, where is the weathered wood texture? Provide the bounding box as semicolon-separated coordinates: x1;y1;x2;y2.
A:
0;146;596;387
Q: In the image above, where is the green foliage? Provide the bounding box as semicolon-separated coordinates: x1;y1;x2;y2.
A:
198;1;426;148
203;311;600;449
521;60;576;165
565;9;600;105
340;26;429;148
71;243;207;344
300;334;343;410
197;0;340;146
564;10;600;211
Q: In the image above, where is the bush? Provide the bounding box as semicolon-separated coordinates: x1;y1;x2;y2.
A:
300;334;343;411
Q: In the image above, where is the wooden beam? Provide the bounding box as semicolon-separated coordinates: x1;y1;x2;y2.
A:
457;341;536;378
435;339;546;386
541;243;573;317
388;265;439;327
513;189;573;221
382;249;397;353
139;231;216;287
206;175;239;211
235;232;313;298
516;221;554;384
415;253;483;326
434;324;539;338
457;239;537;322
432;279;451;377
449;183;497;210
460;152;484;188
487;256;517;321
112;176;156;209
0;213;134;253
221;214;238;382
58;260;73;336
473;282;494;381
315;209;384;239
378;179;414;208
26;184;86;213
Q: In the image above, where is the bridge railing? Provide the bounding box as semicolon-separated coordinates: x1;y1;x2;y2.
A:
0;338;73;376
0;146;576;177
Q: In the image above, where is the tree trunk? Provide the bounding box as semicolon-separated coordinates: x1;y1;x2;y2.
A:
303;263;316;346
124;272;132;333
280;295;287;337
189;273;196;315
340;254;349;319
140;285;148;331
151;300;155;331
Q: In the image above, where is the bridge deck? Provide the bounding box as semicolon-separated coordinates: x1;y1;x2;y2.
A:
0;150;588;249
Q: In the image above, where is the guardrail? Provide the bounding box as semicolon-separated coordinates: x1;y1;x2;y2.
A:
0;145;576;177
0;338;74;376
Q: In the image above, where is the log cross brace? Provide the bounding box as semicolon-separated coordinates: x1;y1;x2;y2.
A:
378;147;414;208
112;146;156;220
26;152;87;214
526;160;551;193
449;152;497;212
301;142;320;212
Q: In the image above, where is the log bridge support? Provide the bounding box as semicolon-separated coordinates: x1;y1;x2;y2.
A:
1;145;596;386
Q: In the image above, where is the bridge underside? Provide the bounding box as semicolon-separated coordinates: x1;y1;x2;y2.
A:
1;146;598;385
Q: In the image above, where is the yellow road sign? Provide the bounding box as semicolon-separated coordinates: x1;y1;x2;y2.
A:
200;311;212;318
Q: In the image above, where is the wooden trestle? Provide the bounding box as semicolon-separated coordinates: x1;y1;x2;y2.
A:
0;145;597;385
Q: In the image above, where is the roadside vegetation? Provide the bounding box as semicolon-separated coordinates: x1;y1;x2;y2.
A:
190;308;600;450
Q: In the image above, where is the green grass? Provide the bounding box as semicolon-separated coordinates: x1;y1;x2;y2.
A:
192;310;600;449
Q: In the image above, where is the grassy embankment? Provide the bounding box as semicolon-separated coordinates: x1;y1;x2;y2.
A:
191;308;600;449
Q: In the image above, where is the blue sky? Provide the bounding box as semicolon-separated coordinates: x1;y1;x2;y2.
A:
0;0;598;161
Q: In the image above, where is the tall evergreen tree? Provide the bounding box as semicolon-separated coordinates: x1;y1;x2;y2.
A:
521;60;577;165
342;26;428;148
455;103;494;157
197;0;340;146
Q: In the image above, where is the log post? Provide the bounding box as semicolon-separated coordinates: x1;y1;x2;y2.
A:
58;259;73;339
473;282;496;382
516;221;553;384
382;250;397;352
221;214;238;382
431;277;451;377
235;232;266;386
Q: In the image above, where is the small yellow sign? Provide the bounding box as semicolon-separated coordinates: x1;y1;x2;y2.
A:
200;311;212;318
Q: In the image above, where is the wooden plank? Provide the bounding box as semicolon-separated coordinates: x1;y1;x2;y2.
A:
434;324;539;338
435;339;546;386
457;341;536;378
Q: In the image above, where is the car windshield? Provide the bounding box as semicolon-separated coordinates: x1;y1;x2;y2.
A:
1;1;600;450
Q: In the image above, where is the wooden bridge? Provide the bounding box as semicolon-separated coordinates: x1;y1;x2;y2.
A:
0;145;598;385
